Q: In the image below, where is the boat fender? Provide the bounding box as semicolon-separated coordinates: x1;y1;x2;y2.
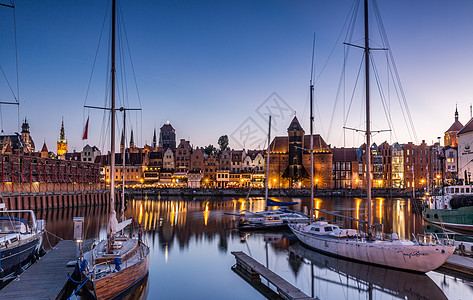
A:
39;248;47;257
80;259;88;272
113;258;122;272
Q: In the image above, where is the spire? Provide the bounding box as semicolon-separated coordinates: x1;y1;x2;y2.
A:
59;117;66;141
21;117;29;133
120;130;125;153
455;104;459;122
130;129;134;148
153;128;157;148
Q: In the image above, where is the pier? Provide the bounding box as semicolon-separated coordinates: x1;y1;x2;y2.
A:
231;251;313;300
0;240;87;299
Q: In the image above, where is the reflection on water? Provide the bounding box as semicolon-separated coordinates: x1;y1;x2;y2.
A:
289;243;447;300
36;196;472;299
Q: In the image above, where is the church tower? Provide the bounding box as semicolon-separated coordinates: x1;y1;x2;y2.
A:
444;106;463;147
21;118;35;153
152;128;157;149
57;118;67;156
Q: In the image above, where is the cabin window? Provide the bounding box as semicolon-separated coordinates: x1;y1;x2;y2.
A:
325;227;333;232
467;188;470;193
455;188;459;193
461;188;465;193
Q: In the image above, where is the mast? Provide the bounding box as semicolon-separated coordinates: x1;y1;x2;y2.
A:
121;109;126;221
364;0;372;230
310;35;315;222
110;0;116;213
265;115;271;210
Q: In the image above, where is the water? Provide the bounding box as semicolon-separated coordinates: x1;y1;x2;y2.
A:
36;196;473;299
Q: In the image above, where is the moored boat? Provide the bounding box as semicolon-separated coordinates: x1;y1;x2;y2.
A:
0;204;45;281
79;0;149;298
290;0;455;273
423;185;473;232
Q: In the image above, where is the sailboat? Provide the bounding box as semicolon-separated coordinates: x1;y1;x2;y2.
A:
80;1;149;299
238;116;308;230
290;0;454;273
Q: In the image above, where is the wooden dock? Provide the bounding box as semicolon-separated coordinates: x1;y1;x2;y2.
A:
441;254;473;277
231;251;313;300
0;240;86;300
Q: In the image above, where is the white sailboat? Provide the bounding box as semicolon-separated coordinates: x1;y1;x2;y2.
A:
80;1;149;299
290;0;454;273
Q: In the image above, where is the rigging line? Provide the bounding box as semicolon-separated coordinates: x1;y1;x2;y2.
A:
369;56;397;140
0;65;18;101
384;55;414;142
373;0;418;143
12;0;18;104
119;3;142;108
83;0;110;107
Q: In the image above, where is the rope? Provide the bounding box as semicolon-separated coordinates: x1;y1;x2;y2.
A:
67;276;90;300
44;229;64;241
67;274;82;284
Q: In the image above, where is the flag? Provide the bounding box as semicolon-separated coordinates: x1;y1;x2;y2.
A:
82;116;89;140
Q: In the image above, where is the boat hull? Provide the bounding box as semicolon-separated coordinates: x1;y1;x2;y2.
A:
0;236;41;280
423;206;473;233
290;226;454;273
89;243;150;300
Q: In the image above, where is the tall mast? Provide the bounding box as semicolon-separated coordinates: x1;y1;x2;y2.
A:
265;115;271;210
364;0;372;229
110;0;116;213
122;110;126;220
310;34;315;222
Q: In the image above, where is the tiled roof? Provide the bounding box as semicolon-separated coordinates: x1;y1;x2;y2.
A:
458;118;473;136
446;120;463;133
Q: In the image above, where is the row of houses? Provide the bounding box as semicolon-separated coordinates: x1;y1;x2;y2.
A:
96;116;460;190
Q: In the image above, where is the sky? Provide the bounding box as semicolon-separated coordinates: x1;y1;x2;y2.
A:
0;0;473;153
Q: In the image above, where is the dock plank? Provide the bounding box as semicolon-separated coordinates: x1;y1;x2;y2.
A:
442;254;473;276
232;251;313;300
0;240;84;300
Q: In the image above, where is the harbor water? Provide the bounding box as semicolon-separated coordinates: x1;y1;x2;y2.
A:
36;195;473;299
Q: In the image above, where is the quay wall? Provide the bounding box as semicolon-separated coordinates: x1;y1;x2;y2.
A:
128;187;420;198
0;190;122;210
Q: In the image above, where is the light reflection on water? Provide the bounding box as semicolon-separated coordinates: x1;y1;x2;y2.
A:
36;196;473;299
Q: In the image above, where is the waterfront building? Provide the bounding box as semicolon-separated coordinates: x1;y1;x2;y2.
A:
0;118;35;154
216;170;229;188
445;106;463;147
188;169;203;188
457;117;473;182
391;142;404;188
379;141;392;188
82;144;101;163
163;148;175;170
219;149;231;171
430;142;443;186
231;150;244;173
148;150;163;168
190;147;204;171
402;140;429;189
203;153;219;187
175;139;191;172
331;147;359;189
57;118;67;157
159;122;176;150
444;146;458;183
268;117;332;189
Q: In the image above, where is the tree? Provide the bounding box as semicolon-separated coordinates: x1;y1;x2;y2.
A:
218;135;229;153
204;144;217;155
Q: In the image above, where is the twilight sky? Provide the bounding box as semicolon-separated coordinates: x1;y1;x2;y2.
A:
0;0;472;153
